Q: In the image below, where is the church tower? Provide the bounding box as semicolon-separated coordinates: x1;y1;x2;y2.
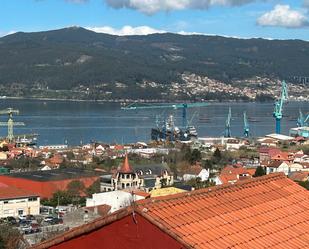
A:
114;154;139;190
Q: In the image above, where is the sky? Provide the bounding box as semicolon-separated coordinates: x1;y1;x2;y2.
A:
1;0;309;40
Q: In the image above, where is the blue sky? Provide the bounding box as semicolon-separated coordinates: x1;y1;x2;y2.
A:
1;0;309;40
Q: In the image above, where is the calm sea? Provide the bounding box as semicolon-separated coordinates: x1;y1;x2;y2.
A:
0;99;308;145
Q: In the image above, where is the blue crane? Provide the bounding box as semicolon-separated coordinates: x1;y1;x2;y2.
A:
273;80;288;134
243;111;250;138
224;107;232;138
297;109;309;127
121;102;208;128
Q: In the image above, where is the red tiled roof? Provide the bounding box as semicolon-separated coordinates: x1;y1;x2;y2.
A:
294;136;305;141
118;154;133;174
184;165;203;175
31;174;309;249
135;173;309;248
0;182;38;200
219;165;255;184
267;160;284;168
289;171;309;182
122;189;151;198
220;165;247;176
258;147;281;155
84;204;111;217
219;174;238;184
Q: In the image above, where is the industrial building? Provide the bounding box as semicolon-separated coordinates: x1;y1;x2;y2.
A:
0;168;100;199
290;126;309;138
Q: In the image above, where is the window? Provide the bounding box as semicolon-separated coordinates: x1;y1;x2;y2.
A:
126;174;130;179
3;201;8;204
18;209;24;215
28;197;38;202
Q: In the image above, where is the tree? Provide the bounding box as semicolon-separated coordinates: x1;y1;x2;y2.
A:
160;178;167;188
86;179;100;197
67;180;85;197
67;180;86;206
186;177;215;190
0;224;23;249
253;166;266;177
41;191;73;207
298;181;309;190
202;160;213;169
212;148;222;163
65;151;75;160
190;149;201;164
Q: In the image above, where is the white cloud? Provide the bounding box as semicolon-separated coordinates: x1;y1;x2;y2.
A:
86;25;265;39
86;25;166;35
0;31;17;37
104;0;257;15
257;4;309;28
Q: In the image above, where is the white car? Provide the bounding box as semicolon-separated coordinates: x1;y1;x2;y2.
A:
43;216;54;222
18;215;27;220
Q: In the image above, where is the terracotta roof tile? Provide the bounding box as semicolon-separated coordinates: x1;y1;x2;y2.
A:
136;173;309;248
118;154;134;174
32;173;309;249
0;182;38;200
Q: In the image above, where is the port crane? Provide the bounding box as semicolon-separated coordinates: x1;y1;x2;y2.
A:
121;102;208;128
273;80;288;134
0;108;25;142
297;109;309;127
243;111;250;137
224;107;232;138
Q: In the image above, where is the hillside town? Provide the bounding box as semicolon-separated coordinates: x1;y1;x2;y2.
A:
2;0;309;248
0;130;309;248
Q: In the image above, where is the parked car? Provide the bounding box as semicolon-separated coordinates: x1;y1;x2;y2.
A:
2;216;18;225
19;219;32;226
51;217;63;225
43;216;54;223
18;215;27;221
20;224;32;234
30;222;41;233
26;215;35;221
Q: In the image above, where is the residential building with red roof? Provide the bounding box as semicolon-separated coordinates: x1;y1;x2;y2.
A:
32;173;309;249
259;147;281;166
0;182;40;218
215;164;256;185
289;171;309;182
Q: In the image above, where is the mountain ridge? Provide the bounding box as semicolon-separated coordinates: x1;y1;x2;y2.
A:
0;27;308;100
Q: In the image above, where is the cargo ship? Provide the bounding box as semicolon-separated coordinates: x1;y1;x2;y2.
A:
151;115;197;142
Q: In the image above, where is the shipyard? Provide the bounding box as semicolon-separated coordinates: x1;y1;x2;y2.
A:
0;78;308;248
1;1;309;248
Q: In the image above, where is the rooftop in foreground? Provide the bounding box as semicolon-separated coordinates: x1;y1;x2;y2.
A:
32;173;309;249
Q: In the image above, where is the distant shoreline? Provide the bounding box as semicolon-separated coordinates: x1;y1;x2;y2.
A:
0;96;308;103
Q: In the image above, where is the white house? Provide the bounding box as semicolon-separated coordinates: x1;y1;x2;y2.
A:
225;139;247;151
86;190;147;213
183;168;210;182
0;183;40;218
266;161;304;175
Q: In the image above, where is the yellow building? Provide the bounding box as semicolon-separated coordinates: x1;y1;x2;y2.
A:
150;187;187;198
